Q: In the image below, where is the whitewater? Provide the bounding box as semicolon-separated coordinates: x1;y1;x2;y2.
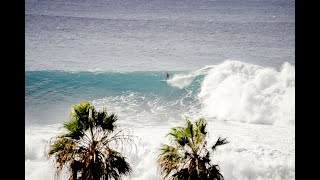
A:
25;0;295;179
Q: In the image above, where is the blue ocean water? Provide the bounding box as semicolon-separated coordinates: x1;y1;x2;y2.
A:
25;61;295;180
25;0;295;179
25;0;294;71
26;60;294;126
26;70;203;125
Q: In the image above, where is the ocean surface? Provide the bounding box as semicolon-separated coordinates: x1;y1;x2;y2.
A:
25;0;295;179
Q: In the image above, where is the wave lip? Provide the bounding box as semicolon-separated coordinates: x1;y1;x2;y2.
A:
198;60;295;126
167;65;214;89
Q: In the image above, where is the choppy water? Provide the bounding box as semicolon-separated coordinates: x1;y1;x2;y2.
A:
25;61;295;179
25;0;295;179
26;0;294;71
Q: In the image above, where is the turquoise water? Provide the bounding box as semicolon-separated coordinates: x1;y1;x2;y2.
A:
26;70;203;125
25;61;295;180
25;0;295;179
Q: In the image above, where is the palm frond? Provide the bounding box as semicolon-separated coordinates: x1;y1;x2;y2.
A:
108;149;132;175
172;168;190;180
207;165;224;180
167;127;190;147
185;119;194;138
212;137;229;152
196;117;207;135
47;137;77;175
47;100;134;180
157;117;229;180
96;110;118;132
157;144;180;178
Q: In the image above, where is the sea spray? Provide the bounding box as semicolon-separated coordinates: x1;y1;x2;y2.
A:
26;61;295;180
198;60;295;126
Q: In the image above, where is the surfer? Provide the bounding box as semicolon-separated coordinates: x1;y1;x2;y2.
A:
165;72;169;80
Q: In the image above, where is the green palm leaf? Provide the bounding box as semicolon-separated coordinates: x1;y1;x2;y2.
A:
157;118;228;180
47;100;135;180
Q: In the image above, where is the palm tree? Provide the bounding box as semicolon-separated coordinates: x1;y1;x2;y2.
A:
157;118;228;180
47;100;135;180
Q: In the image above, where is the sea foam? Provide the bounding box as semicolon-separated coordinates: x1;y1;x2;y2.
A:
25;61;295;180
197;60;295;126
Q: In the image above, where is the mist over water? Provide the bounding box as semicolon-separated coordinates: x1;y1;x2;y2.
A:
25;0;294;179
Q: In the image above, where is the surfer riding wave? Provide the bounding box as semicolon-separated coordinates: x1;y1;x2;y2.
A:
165;72;169;80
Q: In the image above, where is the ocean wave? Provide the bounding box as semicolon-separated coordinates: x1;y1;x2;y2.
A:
198;60;295;126
26;60;295;126
25;60;295;180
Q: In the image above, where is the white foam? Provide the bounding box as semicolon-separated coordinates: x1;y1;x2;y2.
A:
198;60;295;126
25;118;294;180
167;65;214;89
25;61;295;179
